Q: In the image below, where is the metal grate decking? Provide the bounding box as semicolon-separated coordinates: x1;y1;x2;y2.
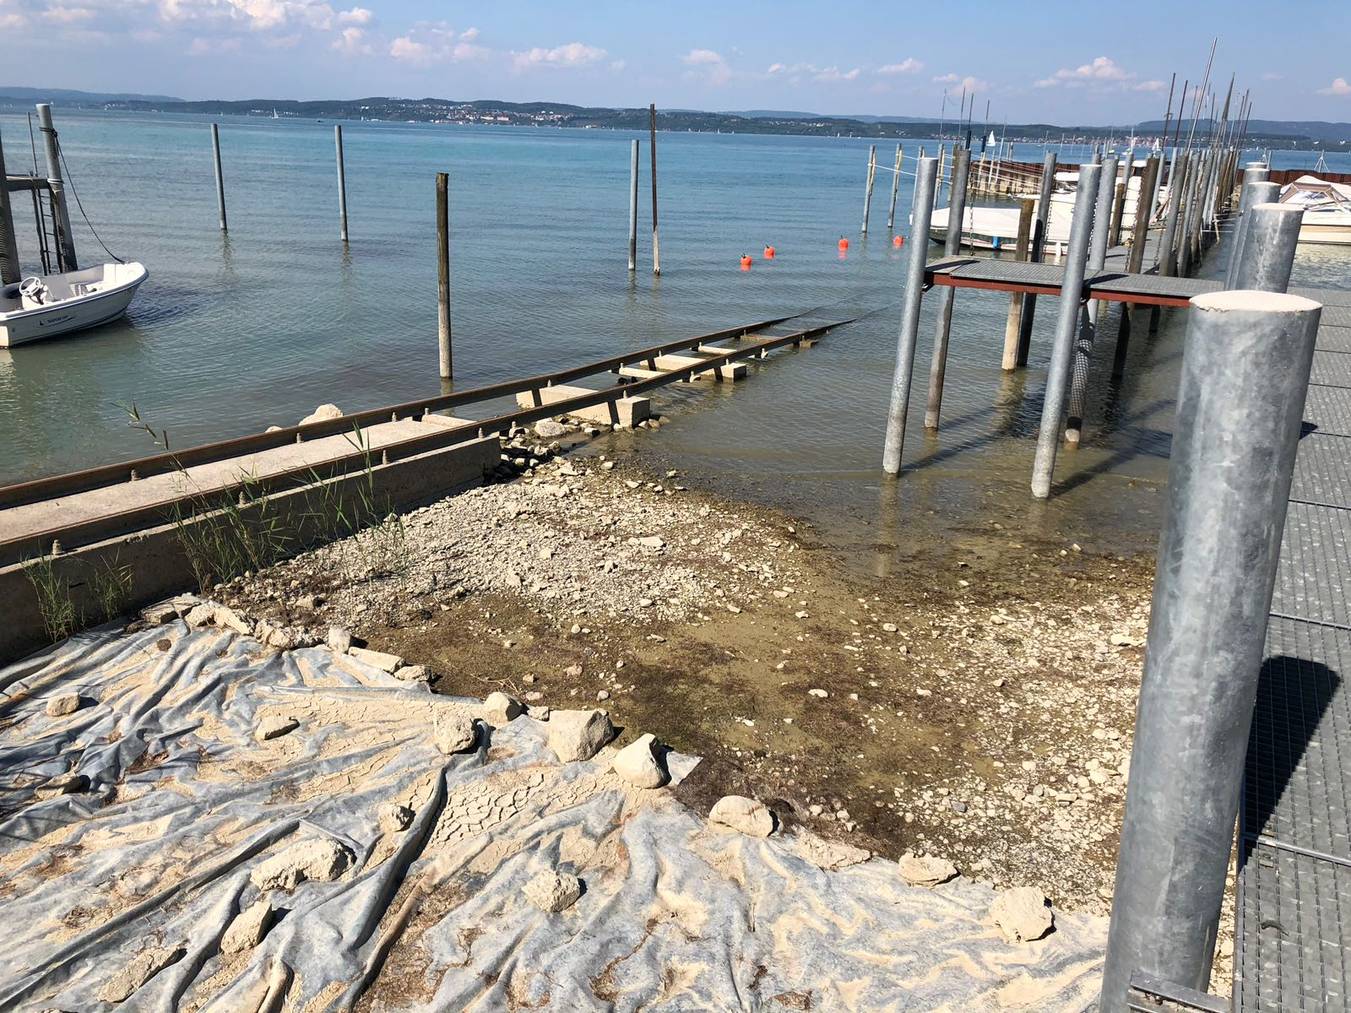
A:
1237;294;1351;1012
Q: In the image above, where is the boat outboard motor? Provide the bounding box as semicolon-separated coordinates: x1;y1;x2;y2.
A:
18;276;50;306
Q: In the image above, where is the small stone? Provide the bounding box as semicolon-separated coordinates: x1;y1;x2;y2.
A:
534;419;568;439
327;626;353;653
221;898;275;954
433;712;478;754
213;606;252;634
524;869;582;912
881;622;898;633
185;602;217;628
250;838;352;891
484;691;524;725
299;403;343;425
564;663;583;678
1110;632;1145;648
990;886;1054;943
898;852;959;888
808;688;829;698
612;733;667;789
45;693;81;717
709;795;775;837
595;689;610;702
379;802;415;833
527;703;551;720
546;708;615;762
348;646;404;673
295;594;318;610
255;715;299;742
948;799;968;813
97;944;187;1002
393;664;430;683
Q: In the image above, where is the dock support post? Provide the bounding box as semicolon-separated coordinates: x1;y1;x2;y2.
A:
210;123;228;233
881;155;938;475
436;172;452;380
335;125;349;243
1030;162;1100;498
36;103;77;270
627;139;639;272
649;104;661;276
924;146;971;430
1223;180;1280;290
1016;152;1057;367
1065;157;1116;444
1225;203;1303;293
0;125;21;286
886;144;903;230
1001;197;1035;370
1099;290;1322;1012
861;144;877;235
1111;153;1162;380
934;145;946;210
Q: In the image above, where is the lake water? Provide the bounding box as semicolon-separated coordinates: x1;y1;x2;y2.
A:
1;109;1347;561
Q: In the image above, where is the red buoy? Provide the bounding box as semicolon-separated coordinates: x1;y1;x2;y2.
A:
837;236;850;251
893;234;905;248
763;244;776;259
739;254;753;270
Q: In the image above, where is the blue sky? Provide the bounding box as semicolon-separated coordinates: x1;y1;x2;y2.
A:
2;0;1349;124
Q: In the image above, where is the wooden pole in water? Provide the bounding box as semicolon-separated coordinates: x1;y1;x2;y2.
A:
1001;197;1035;370
0;125;21;286
1017;152;1058;367
861;144;877;235
886;144;903;230
627;139;639;272
335;125;349;243
436;172;452;380
1109;182;1127;247
923;145;971;430
1113;154;1162;378
211;123;228;233
934;145;946;210
649;104;661;276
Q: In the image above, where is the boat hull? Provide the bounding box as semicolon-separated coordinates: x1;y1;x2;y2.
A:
0;263;147;347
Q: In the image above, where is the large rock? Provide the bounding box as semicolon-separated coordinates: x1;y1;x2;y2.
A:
523;869;582;912
898;852;958;888
546;708;615;762
45;693;81;717
393;664;430;683
254;715;299;742
327;626;353;654
250;838;352;892
484;691;524;726
709;795;775;837
348;646;404;673
433;712;478;754
221;897;275;954
990;886;1054;943
97;944;186;1002
612;733;667;789
300;403;343;425
379;802;414;833
534;419;568;439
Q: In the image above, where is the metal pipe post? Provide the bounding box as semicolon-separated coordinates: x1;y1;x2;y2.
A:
1002;197;1035;370
1030;162;1100;498
1110;154;1161;380
649;104;661;276
1065;157;1116;443
627;139;639;272
334;125;349;243
861;144;877;235
0;125;21;286
886;144;903;230
1223;181;1282;290
881;155;938;475
1016;152;1057;366
36;103;77;269
1099;289;1323;1010
1157;152;1189;276
1226;203;1303;293
436;172;452;379
210;123;228;233
924;146;971;429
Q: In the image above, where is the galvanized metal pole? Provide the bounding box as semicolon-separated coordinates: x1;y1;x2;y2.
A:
627;139;639;272
210;123;228;233
1111;154;1162;380
436;172;452;380
861;144;877;235
1065;157;1116;444
1002;197;1035;370
924;146;972;429
1016;152;1058;367
1030;163;1100;498
1100;289;1322;1011
649;104;661;277
36;103;77;269
334;125;349;243
0;125;21;286
1226;203;1303;293
881;155;938;475
886;144;903;230
1222;179;1280;290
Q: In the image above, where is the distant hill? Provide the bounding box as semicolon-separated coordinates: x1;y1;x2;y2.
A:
0;86;183;104
1138;118;1351;145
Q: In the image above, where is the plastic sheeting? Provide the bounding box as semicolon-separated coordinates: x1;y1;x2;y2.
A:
0;620;1107;1011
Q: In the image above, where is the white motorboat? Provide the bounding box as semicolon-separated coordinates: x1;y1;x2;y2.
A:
0;262;148;347
1277;175;1351;245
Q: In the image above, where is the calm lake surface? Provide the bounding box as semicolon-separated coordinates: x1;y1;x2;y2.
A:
1;108;1347;561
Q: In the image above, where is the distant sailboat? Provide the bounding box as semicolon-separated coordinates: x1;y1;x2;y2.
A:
272;108;279;119
987;130;996;147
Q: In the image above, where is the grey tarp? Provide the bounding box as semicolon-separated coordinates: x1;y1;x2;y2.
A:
0;620;1107;1010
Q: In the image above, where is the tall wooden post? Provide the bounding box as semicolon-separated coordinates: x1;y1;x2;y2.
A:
886;144;903;230
335;125;349;243
861;144;877;235
627;139;639;272
1001;198;1035;370
649;104;661;276
211;123;228;233
436;172;452;379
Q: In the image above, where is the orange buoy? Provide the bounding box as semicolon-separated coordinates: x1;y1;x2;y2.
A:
739;254;753;270
763;244;776;259
893;234;905;248
837;236;850;251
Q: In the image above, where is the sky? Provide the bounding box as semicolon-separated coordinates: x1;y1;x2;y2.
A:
1;0;1349;126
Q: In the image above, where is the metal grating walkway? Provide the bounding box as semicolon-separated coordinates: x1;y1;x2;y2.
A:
1237;293;1351;1012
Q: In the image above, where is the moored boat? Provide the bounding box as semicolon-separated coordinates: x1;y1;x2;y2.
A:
1277;175;1351;246
0;262;148;347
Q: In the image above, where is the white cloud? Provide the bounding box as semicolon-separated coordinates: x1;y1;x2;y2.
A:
1133;79;1166;92
336;5;370;25
1035;55;1133;88
332;24;369;53
388;34;429;62
932;73;989;93
878;58;922;76
814;65;860;82
1319;77;1351;96
511;41;607;71
766;60;862;84
42;5;96;22
683;47;732;85
459;25;477;40
389;23;487;65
